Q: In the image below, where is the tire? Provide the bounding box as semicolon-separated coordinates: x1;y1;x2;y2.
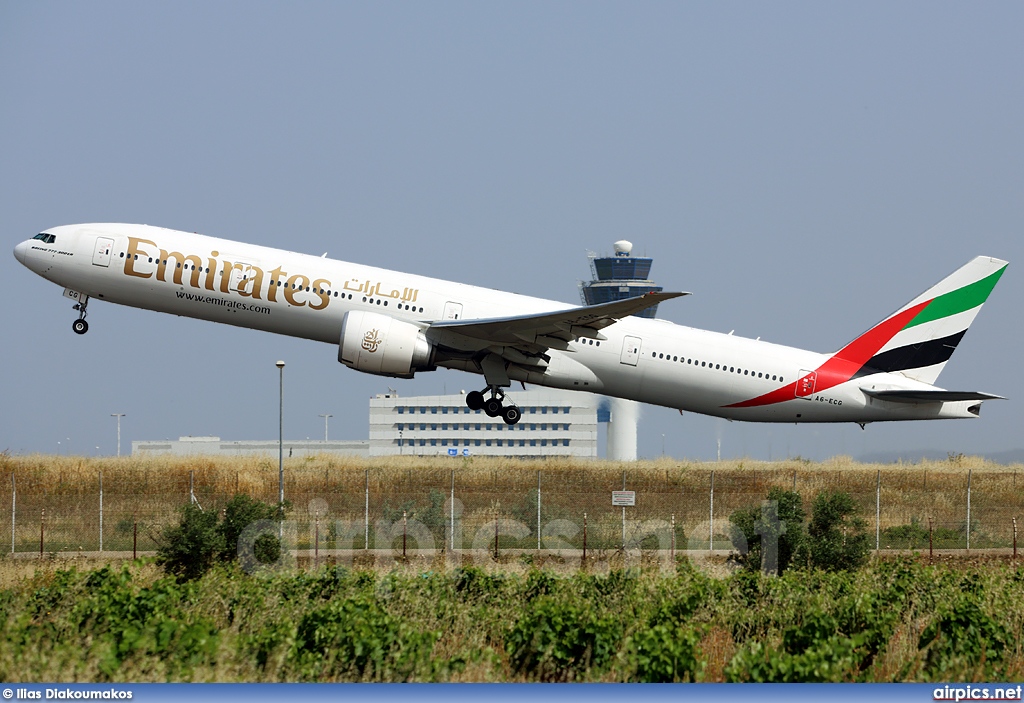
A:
466;390;485;411
484;398;503;417
72;319;89;335
502;405;521;425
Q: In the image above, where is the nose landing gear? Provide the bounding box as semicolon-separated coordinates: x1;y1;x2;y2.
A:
466;386;521;425
72;297;90;335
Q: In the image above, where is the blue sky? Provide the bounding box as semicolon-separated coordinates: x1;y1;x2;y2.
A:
2;2;1022;460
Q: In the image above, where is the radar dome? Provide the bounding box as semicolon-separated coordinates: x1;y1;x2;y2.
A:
613;240;633;256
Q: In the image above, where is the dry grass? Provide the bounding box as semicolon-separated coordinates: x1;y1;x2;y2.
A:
1;452;1022;553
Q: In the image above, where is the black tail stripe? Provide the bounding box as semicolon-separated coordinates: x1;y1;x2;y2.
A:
861;330;967;375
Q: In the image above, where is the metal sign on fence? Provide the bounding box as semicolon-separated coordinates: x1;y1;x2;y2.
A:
612;490;635;507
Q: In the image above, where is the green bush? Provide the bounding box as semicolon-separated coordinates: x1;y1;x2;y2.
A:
220;494;282;567
291;595;439;681
729;488;806;574
916;597;1011;679
156;503;224;582
807;491;870;571
628;623;703;682
506;593;621;680
156;495;283;581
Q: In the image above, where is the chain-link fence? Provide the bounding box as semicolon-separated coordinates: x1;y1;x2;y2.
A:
2;460;1021;558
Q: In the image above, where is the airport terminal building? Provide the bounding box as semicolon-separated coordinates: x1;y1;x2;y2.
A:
132;390;598;458
368;390;598;457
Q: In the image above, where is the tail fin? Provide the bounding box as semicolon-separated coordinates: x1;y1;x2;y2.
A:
834;256;1007;384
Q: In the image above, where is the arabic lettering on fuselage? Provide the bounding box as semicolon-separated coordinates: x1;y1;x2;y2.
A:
121;236;419;311
342;278;419;302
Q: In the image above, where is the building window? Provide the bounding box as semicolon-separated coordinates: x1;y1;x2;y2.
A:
530;440;537;447
563;439;570;447
397;407;404;414
430;439;436;446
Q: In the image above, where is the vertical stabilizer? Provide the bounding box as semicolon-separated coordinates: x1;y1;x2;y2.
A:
836;256;1007;384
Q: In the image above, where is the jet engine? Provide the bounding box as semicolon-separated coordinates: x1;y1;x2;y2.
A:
339;310;435;378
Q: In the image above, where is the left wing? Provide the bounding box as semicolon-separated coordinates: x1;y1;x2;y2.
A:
427;291;687;355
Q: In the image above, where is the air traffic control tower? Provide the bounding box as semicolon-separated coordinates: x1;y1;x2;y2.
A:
580;240;663;314
580;240;662;460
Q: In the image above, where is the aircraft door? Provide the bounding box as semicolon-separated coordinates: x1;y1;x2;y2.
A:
620;336;642;366
229;263;257;295
92;237;114;267
442;302;463;320
795;369;816;399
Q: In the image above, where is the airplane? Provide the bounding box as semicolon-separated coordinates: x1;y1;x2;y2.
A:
14;224;1007;427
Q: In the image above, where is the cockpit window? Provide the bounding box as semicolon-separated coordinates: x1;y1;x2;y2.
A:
32;233;56;243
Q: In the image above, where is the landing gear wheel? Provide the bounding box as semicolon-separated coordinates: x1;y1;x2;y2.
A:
72;319;89;335
466;390;485;411
484;397;503;417
501;405;521;425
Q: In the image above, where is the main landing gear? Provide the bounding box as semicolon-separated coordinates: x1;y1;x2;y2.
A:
466;387;521;425
72;296;89;335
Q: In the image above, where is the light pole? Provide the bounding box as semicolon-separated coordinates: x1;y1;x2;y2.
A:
111;414;126;458
319;413;333;442
276;361;285;538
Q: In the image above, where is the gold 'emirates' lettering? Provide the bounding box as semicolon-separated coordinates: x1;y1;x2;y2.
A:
121;236;332;311
310;278;331;310
284;274;310;307
124;238;156;278
158;250;203;287
268;266;286;303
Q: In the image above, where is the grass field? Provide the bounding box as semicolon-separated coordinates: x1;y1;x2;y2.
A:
2;452;1022;555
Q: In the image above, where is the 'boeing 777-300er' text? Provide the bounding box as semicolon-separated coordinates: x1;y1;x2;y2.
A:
14;224;1007;427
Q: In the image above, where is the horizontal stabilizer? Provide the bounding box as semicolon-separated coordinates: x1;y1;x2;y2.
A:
861;389;1004;404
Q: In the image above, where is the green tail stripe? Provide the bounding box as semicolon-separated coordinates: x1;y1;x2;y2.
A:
904;266;1007;330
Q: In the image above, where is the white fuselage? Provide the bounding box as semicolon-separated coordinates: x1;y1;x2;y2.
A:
14;224;980;424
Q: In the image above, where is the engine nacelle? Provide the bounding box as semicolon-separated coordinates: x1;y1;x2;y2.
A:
339;310;435;378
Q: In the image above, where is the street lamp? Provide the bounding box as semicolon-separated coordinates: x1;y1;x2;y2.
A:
319;413;333;442
276;361;285;537
111;414;126;458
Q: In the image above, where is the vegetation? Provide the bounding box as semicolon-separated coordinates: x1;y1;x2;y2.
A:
3;453;1022;554
156;495;283;581
728;488;871;574
0;557;1021;682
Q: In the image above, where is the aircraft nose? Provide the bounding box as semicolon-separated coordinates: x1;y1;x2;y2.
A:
13;239;29;265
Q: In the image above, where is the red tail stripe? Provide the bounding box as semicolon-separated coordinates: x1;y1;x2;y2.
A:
726;299;931;408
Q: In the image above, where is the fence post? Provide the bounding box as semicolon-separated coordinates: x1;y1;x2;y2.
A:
493;510;499;560
364;469;369;550
537;470;541;552
402;510;407;559
582;512;587;564
928;516;933;562
40;508;44;557
189;470;195;505
10;473;14;555
314;511;320;569
133;514;138;561
709;470;715;552
450;469;455;553
99;470;104;553
621;470;627;552
1013;517;1018;560
966;469;972;552
671;513;676;563
875;470;880;553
